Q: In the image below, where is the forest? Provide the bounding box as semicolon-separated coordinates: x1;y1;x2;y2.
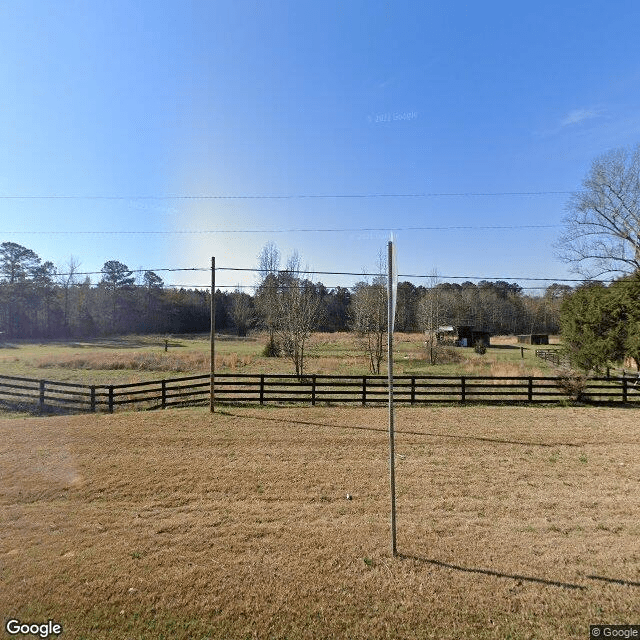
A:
0;240;572;340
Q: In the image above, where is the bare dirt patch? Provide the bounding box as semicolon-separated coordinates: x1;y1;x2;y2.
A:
1;406;638;639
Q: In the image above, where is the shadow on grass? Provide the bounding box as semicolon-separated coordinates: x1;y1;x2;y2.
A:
398;553;586;590
218;409;582;448
488;344;523;350
0;399;83;417
11;337;188;350
66;338;186;349
586;574;640;587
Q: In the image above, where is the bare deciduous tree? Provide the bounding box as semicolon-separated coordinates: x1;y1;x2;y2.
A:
418;271;443;364
273;252;321;378
229;287;254;337
350;277;387;373
57;255;80;335
255;241;281;354
350;251;390;374
557;144;640;278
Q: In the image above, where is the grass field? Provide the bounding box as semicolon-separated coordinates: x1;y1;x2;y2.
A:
0;332;558;385
1;405;638;639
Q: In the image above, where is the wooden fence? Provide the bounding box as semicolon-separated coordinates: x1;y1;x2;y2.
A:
0;374;210;414
0;374;100;413
1;372;639;414
535;349;571;367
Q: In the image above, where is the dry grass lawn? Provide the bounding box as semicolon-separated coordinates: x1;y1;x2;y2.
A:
1;406;639;639
0;332;563;384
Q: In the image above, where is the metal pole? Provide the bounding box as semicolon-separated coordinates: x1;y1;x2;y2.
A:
388;240;397;557
210;257;215;413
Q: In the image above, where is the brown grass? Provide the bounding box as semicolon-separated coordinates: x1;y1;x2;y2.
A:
490;335;561;346
2;332;564;384
31;351;254;373
462;360;546;378
1;406;639;639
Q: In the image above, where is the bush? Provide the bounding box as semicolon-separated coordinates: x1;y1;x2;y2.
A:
421;345;466;365
262;336;281;357
555;370;587;402
474;341;487;355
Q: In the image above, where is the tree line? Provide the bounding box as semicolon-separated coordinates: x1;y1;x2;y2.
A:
0;240;571;346
0;243;210;339
2;143;637;375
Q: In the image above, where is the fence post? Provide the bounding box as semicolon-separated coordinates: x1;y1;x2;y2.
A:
260;375;265;405
90;386;96;412
108;386;114;413
39;380;45;412
362;376;367;406
411;376;416;405
622;377;628;404
311;375;316;406
460;376;466;403
528;377;533;402
161;380;166;409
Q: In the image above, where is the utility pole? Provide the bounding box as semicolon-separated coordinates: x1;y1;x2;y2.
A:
388;239;397;557
210;257;215;413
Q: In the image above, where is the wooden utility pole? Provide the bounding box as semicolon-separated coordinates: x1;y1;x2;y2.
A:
210;257;215;413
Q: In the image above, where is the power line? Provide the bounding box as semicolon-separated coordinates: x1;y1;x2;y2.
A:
2;223;561;234
56;267;208;277
167;282;560;292
216;266;590;283
48;263;598;284
0;191;573;200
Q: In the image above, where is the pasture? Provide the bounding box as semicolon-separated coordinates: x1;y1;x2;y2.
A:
1;406;638;639
0;332;556;386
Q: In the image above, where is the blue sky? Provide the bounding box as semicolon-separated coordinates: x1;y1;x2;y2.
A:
2;1;640;293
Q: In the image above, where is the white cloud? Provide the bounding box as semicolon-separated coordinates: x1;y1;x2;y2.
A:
560;108;601;127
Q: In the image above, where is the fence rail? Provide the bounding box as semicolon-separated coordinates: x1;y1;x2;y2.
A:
1;372;639;414
535;349;571;367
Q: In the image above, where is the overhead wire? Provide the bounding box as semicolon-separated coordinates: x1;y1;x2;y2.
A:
47;264;609;285
2;223;562;234
0;190;574;200
165;283;561;292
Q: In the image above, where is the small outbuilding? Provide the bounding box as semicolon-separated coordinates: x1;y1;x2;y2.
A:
436;325;491;348
462;327;491;348
435;326;456;345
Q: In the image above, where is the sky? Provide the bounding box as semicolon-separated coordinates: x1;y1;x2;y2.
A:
2;0;640;294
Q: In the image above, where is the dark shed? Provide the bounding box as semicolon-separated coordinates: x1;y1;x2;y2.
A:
517;334;549;345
